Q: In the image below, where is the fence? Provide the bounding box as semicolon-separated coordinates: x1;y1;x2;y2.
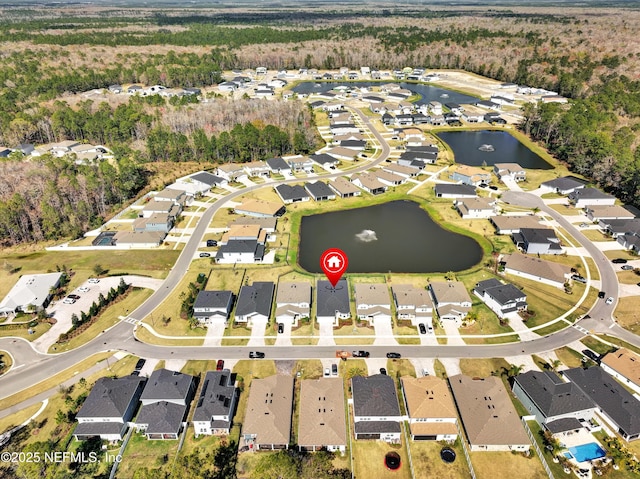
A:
522;419;555;479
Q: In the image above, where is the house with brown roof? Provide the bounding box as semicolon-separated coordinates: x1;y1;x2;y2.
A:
219;224;266;245
391;284;433;325
234;199;285;218
216;163;247;182
354;283;392;323
429;281;472;322
243;161;271;178
275;281;311;326
298;378;347;453
351;172;387;195
374;170;406;186
382;163;420;178
401;376;458;442
451;165;491;186
500;253;571;289
329;177;362;198
600;348;640;394
243;375;294;450
490;215;541;235
113;230;166;248
455;197;497;219
448;374;530;452
326;146;358;161
585;205;635;222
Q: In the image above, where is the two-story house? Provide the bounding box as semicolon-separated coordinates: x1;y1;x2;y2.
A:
351;374;402;443
429;281;472;322
193;290;234;325
275;282;311;326
192;369;239;436
473;278;527;319
401;376;458;442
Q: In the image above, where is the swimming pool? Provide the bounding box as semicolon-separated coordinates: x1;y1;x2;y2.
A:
564;442;606;463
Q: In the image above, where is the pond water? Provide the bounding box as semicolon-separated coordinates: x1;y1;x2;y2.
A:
437;130;553;169
291;81;478;105
298;200;482;273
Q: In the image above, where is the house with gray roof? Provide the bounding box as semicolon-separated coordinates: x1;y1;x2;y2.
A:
568;187;616;208
305;181;336;201
310;153;340;167
0;272;63;316
400;150;437;165
74;375;147;441
473;278;527;319
512;227;563;255
193;290;234;325
274;184;310;204
266;157;291;175
540;176;586;195
455;197;497;219
175;171;227;195
192;370;238;436
434;183;477;199
512;371;595;435
563;366;640;442
136;369;196;440
599;218;640;239
275;281;311;326
235;281;274;323
316;279;350;325
351;374;402;442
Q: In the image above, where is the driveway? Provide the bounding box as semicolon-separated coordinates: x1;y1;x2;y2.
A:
372;316;397;346
202;318;226;347
410;358;435;376
274;322;292;346
316;318;336;346
247;318;267;347
441;320;465;346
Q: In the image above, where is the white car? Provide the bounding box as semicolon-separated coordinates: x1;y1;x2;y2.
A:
605;297;614;305
62;298;76;304
87;278;100;284
78;286;90;293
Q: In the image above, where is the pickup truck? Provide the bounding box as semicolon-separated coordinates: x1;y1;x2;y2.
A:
352;350;370;358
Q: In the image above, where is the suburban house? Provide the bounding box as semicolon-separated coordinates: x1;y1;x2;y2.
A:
476;100;501;111
136;369;197;440
275;281;312;326
234;281;275;324
374;170;406;186
493;163;526;182
274;184;311;204
132;213;173;233
354;283;392;323
74;375;147;441
310;153;340;168
600;348;640;395
617;233;640;252
455;197;497;219
391;284;433;325
219;224;267;245
490;215;541;235
448;375;530;452
598;218;640;238
584;205;634;222
218;81;238;92
399;150;437;165
429;281;472;322
539;176;586;195
382;163;420;178
243;375;294;450
305;181;336;201
286;155;315;173
473;278;527;319
512;227;563;255
193;290;234;325
461;111;484;123
298;378;347;453
175;171;228;195
351;172;387;195
0;272;63;316
154;188;187;206
266;157;292;175
140;200;180;220
216;163;247;182
351;374;402;443
401;376;458;442
339;139;367;151
451;165;492;186
316;279;351;325
568;187;616;208
243;161;271;178
230;216;277;233
113;230;166;248
192;370;239;436
215;240;265;264
234;199;285;218
329;176;362;198
501;253;572;288
434;183;477;199
563;366;640;442
326;146;358;161
512;371;595;435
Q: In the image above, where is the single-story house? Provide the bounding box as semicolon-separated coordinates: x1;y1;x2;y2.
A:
193;290;234;325
286;155;315;173
316;279;350;325
329;177;362;198
429;281;472;322
473;278;527;319
234;282;274;323
175;171;228;195
310;153;339;168
490;215;541;235
476;100;501;111
434;184;477;199
140;200;177;219
500;253;572;289
192;370;239;436
351;172;387;195
451;165;491;186
600;348;640;395
382;163;420;178
326;146;357;162
274;184;310;204
568;188;616;208
449;374;530;452
275;281;311;326
391;284;433;325
539;176;586;195
584;205;634;222
298;378;347;453
354;283;392;323
455;197;497;219
234;199;285;218
305;181;336;201
400;149;437;164
113;230;166;248
374;170;406;186
230;216;277;233
243;375;294;450
512;228;563;255
351;374;402;443
493;163;526;182
401;376;458;442
154;188;187;206
0;272;63;316
339;139;367;151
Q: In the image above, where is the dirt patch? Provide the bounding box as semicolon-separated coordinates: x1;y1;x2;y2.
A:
274;360;295;375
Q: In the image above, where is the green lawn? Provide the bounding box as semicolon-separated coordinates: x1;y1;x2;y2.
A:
459;358;511;378
352;438;412;479
580;336;617;356
470;450;548;479
554;347;584;368
0;321;52;341
221;323;251;346
291;321;318;345
334;323;375;345
596;335;640;355
614;296;640;335
117;432;179;479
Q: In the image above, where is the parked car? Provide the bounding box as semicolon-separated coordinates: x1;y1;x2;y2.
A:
134;358;146;371
428;325;434;334
277;323;284;334
331;364;338;376
206;239;217;247
386;352;401;359
612;258;628;264
418;323;427;334
379;368;387;375
324;368;331;377
571;274;587;283
352;350;370;358
199;252;211;258
598;291;606;299
62;297;76;304
68;294;80;300
87;278;100;284
605;297;614;305
216;359;224;371
422;369;430;377
489;185;499;191
579;223;590;228
621;265;634;271
582;350;600;362
78;286;90;293
249;351;265;359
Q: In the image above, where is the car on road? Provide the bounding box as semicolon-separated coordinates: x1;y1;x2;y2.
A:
62;298;76;304
489;185;499;191
87;278;100;284
134;358;146;371
418;323;427;334
612;258;628;264
68;294;81;300
324;368;331;377
621;265;634;271
352;350;370;358
379;368;387;375
331;364;338;376
386;352;401;359
571;274;587;283
199;252;211;258
277;323;284;334
598;291;606;299
605;297;614;305
579;223;590;228
206;239;217;247
582;350;600;362
216;359;224;371
78;286;90;293
249;351;265;359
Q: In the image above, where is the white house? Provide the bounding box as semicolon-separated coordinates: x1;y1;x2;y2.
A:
354;283;392;323
275;282;311;326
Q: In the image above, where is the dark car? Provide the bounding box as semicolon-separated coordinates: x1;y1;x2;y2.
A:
386;352;401;359
331;364;338;376
612;258;628;264
216;359;224;371
571;274;587;283
134;358;146;371
352;350;370;358
206;239;217;247
68;294;81;300
249;351;265;359
199;252;211;258
489;185;499;191
598;291;606;299
277;323;284;334
621;265;634;271
582;350;600;362
418;323;427;334
379;368;387;375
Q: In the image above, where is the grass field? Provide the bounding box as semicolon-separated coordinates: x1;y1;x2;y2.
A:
0;321;52;341
614;296;640;334
117;432;179;479
459;358;511;378
580;336;617;356
0;402;41;435
410;439;472;479
554;346;584;368
470;450;548;479
334;323;375;345
352;438;412;479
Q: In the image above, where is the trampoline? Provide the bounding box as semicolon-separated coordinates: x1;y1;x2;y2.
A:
440;448;456;463
384;451;401;470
